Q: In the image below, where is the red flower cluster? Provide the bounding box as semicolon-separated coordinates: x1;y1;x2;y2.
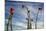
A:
10;8;14;15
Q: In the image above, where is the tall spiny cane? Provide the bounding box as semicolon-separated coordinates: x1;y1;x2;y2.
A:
7;8;14;31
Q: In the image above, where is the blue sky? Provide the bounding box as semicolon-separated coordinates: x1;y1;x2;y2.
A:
5;1;44;30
